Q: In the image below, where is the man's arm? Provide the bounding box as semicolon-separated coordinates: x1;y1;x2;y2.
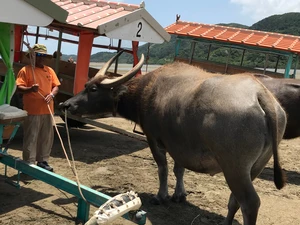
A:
17;84;39;94
50;86;59;97
45;86;59;104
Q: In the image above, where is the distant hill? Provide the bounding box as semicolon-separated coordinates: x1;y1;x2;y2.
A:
217;23;249;29
63;12;300;66
250;12;300;35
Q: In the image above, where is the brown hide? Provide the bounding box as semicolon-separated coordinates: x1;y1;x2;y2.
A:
61;61;287;225
256;74;300;139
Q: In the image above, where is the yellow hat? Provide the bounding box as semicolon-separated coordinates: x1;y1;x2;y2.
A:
31;44;47;54
26;43;47;57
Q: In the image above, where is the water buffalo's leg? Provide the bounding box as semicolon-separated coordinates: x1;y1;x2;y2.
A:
171;162;187;202
148;138;169;204
223;193;240;225
224;173;260;225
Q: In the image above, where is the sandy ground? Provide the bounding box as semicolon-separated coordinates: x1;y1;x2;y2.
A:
0;116;300;225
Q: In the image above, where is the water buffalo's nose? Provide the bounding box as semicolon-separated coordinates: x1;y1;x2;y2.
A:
58;102;68;110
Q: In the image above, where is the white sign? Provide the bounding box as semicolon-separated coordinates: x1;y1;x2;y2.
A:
105;19;165;44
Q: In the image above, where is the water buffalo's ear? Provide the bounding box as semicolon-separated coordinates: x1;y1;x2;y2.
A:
115;85;128;97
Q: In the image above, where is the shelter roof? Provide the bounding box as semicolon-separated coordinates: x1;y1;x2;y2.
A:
0;0;68;26
165;20;300;55
51;0;170;43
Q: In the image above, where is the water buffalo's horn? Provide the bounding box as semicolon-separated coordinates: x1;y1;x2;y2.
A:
100;54;145;88
94;50;125;79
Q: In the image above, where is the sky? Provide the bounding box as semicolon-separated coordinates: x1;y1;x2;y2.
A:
25;0;300;55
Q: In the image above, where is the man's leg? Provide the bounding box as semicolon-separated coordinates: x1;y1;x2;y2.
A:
36;115;54;170
22;115;40;164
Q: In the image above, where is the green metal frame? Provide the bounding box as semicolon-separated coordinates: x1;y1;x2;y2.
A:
0;123;21;154
0;123;146;224
0;152;146;224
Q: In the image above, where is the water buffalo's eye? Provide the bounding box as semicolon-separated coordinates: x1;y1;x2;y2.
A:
90;86;98;92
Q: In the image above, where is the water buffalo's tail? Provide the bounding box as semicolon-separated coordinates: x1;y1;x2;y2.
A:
256;80;286;190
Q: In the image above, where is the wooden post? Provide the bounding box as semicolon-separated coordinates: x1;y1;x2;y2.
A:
73;31;94;94
132;41;141;76
14;25;23;63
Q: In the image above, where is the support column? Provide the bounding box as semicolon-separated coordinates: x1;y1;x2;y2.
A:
189;42;196;64
132;41;141;76
74;31;94;94
77;198;90;223
275;55;280;73
284;54;293;78
240;49;246;66
263;53;269;74
35;27;40;44
114;39;122;74
14;25;23;63
293;55;299;79
225;48;231;74
207;44;212;61
54;30;63;74
175;38;181;60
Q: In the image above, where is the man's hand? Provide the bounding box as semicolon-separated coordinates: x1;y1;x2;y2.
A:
31;84;39;92
45;93;54;104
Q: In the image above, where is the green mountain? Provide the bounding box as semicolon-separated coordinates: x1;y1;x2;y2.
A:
218;23;249;29
64;12;300;66
250;12;300;35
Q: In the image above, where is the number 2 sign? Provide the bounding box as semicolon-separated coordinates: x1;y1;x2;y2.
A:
136;22;142;37
105;19;165;44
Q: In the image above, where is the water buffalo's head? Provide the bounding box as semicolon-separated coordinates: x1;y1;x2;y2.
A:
59;51;144;118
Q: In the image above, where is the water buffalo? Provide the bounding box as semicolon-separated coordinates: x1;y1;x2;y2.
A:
60;51;287;225
255;74;300;139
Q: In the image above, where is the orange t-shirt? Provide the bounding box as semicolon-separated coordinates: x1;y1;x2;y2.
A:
16;65;61;115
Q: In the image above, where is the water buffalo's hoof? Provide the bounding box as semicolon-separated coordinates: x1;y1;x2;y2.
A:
171;193;187;203
149;195;170;205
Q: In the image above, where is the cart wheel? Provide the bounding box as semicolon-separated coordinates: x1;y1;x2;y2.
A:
60;116;86;128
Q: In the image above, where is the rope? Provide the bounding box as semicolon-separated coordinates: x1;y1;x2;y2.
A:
37;93;88;203
23;36;36;84
23;35;87;202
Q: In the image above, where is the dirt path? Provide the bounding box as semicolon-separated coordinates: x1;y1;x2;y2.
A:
0;116;300;225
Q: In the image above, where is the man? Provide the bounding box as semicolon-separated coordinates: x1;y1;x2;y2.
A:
16;44;61;172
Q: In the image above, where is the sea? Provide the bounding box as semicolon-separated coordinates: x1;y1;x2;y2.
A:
89;63;161;73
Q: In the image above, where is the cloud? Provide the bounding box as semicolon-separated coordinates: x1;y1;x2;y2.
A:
231;0;300;21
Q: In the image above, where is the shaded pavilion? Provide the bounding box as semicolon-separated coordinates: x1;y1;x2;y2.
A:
165;19;300;78
13;0;170;104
